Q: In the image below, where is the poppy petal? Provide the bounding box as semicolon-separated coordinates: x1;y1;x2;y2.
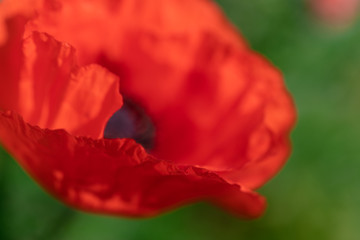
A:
28;0;248;65
0;15;26;111
0;111;265;218
18;31;123;138
0;14;123;139
0;0;41;111
215;54;296;189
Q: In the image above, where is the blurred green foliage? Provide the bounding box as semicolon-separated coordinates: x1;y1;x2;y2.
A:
1;0;360;239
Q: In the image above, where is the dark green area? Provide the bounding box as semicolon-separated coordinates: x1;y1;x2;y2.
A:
1;0;360;239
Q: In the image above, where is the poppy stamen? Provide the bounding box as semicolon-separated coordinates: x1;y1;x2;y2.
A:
104;99;155;150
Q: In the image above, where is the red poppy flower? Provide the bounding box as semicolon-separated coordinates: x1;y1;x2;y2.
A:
0;0;296;218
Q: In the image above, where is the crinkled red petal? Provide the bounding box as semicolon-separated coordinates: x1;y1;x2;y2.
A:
18;31;123;138
28;0;248;65
0;9;123;139
0;0;40;111
0;15;26;111
0;111;265;218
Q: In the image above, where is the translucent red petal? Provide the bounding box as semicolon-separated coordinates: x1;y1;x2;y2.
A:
0;111;265;218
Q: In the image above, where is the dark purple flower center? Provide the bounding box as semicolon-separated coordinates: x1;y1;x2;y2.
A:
104;100;155;150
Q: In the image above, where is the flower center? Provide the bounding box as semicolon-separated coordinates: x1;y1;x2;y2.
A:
104;100;155;150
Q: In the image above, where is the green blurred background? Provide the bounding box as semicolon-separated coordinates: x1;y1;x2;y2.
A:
1;0;360;239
